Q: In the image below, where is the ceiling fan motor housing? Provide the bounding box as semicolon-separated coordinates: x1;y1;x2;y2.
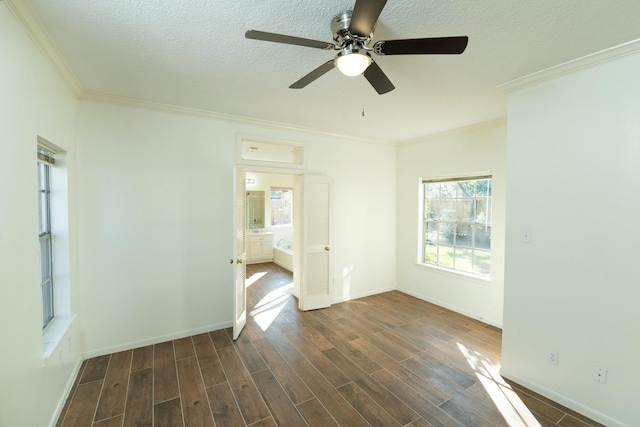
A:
331;11;372;46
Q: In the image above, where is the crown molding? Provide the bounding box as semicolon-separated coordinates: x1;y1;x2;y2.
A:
4;0;82;96
80;91;393;146
499;38;640;93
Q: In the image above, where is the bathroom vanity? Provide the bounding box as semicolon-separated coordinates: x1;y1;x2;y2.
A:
246;232;274;264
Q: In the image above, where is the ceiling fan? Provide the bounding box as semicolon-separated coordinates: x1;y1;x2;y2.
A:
245;0;468;95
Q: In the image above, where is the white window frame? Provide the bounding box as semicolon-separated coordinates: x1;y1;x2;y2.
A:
419;175;492;278
38;137;75;360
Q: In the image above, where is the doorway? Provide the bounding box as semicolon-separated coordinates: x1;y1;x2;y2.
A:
245;171;298;297
243;171;298;334
233;167;332;339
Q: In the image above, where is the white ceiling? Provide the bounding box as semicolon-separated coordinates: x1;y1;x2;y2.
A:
27;0;640;142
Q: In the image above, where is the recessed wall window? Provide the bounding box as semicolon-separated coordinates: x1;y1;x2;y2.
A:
238;138;305;169
271;188;293;226
37;138;73;358
421;176;492;277
38;146;55;328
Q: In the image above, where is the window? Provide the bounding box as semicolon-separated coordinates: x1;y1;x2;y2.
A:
37;138;73;358
271;188;293;226
422;176;492;276
38;146;55;328
238;138;305;169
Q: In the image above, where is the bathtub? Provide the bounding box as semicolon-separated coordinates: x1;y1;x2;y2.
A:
273;245;293;272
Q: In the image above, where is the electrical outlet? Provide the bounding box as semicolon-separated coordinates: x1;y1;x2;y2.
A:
547;350;559;365
593;367;607;384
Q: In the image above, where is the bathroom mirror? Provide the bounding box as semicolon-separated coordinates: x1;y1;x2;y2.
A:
246;191;265;229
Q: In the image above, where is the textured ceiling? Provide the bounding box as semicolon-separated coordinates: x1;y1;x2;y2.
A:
27;0;640;142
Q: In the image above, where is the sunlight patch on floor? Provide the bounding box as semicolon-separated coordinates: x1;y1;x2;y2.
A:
246;271;267;288
458;343;541;427
249;282;293;331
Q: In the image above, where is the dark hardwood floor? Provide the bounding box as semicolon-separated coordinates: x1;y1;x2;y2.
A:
56;262;604;426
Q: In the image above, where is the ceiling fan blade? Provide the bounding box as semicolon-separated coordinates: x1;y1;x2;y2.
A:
363;60;394;95
374;36;468;55
349;0;387;37
290;60;335;89
245;30;335;50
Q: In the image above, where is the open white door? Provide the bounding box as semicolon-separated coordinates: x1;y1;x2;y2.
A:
299;174;332;311
232;168;246;340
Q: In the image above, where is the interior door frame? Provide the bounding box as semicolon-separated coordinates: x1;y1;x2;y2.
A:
232;166;313;315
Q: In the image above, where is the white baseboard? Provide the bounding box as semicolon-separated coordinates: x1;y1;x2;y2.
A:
332;286;396;304
500;370;627;427
397;286;503;328
83;321;232;359
48;357;83;427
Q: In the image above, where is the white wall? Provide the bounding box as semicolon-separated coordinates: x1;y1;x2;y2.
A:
76;100;397;356
319;138;397;302
502;50;640;426
0;4;81;427
396;122;507;327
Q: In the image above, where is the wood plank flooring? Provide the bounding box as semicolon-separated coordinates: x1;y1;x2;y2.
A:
56;263;604;426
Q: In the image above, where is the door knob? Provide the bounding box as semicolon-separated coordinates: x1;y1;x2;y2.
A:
324;246;331;252
237;258;244;264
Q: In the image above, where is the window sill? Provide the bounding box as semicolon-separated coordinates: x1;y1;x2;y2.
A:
43;314;76;362
414;262;492;286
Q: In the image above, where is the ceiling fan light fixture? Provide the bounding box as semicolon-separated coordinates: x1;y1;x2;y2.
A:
335;50;371;76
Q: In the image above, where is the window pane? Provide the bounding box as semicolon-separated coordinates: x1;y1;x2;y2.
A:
438;223;455;245
475;198;491;223
39;238;50;281
39;192;46;235
456;181;475;198
473;250;491;275
425;183;440;199
425;199;439;220
474;225;491;250
476;179;491;197
440;199;457;221
42;279;53;328
455;247;473;273
425;221;438;244
38;162;46;189
424;243;437;264
39;163;51;234
441;182;456;198
456;225;473;248
455;199;475;221
438;245;454;268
